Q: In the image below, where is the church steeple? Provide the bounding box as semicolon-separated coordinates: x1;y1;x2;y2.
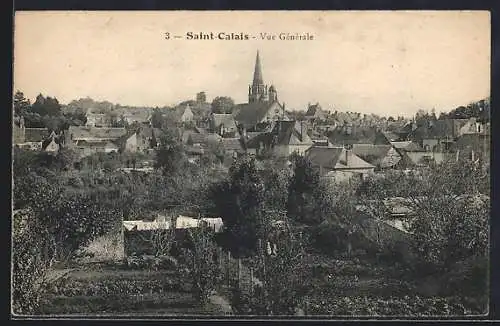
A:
248;50;269;103
253;51;264;87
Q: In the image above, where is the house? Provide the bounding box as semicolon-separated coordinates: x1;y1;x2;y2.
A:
311;138;333;147
450;133;490;162
66;126;126;157
305;146;375;183
122;109;153;125
305;102;328;121
351;144;402;170
210;113;238;137
390;141;425;153
186;132;222;148
122;126;163;153
41;135;60;154
233;100;290;131
408;119;473;152
176;104;194;123
247;120;313;157
221;137;248;157
185;145;205;164
74;140;119;157
86;108;109;127
13;116;52;150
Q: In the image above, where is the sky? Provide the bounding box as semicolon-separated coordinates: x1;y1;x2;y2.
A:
14;11;490;117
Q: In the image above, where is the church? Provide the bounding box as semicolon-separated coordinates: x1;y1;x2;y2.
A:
233;51;290;131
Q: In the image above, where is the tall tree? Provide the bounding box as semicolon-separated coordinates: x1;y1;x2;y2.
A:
31;94;62;116
211;96;235;114
13;91;31;117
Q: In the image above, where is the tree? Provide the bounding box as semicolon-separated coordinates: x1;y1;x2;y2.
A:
358;160;489;276
209;156;269;256
12;208;52;315
211;96;235;114
231;222;310;316
31;94;62;116
13;91;31;116
150;109;164;128
180;226;222;305
154;129;186;175
287;154;321;224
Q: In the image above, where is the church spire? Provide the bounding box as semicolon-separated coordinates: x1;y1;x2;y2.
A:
253;50;264;86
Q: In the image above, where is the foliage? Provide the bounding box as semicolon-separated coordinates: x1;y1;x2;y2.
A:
12;209;52;315
287;154;320;224
307;295;486;316
231;226;310;316
357;160;489;278
209;156;270;256
211;96;235;114
180;227;222;305
14;91;31;116
154;129;186;175
139;216;177;257
31;94;62;117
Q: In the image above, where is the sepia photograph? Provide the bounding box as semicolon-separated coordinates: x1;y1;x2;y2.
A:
11;11;490;318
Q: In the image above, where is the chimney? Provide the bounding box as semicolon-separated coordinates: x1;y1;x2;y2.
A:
282;102;286;120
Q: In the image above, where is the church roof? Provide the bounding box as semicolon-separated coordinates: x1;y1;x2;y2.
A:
233;101;283;129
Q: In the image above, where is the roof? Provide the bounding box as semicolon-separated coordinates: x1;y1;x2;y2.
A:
305;103;325;117
373;131;392;145
24;128;49;142
390;141;425;152
351;144;393;166
305;146;375;170
41;137;59;151
382;131;400;142
139;127;163;139
273;120;312;146
221;137;245;152
246;120;313;149
187;132;222;146
68;126;127;141
233;101;284;129
185;145;205;155
212;114;237;130
450;133;490;153
76;140;119;148
410;119;463;140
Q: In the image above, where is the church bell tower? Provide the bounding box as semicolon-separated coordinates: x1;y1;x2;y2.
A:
248;51;269;103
